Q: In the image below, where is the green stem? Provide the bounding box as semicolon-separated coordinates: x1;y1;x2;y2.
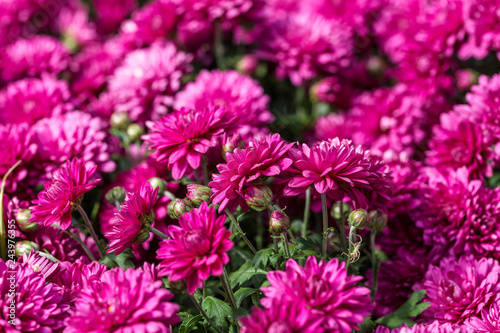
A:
64;229;97;262
301;188;311;238
346;226;356;270
272;230;279;254
150;227;168;239
188;293;224;333
321;193;328;261
225;209;257;254
76;205;105;258
282;233;291;259
201;156;209;186
371;231;379;301
339;201;347;253
220;267;237;309
0;160;22;261
114;201;121;211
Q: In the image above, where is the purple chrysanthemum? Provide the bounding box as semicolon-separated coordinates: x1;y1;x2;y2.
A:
465;302;500;333
174;70;273;136
64;267;180;332
157;202;233;294
209;133;294;213
29;157;101;230
106;182;159;255
261;256;372;332
144;104;235;180
54;2;97;49
375;321;470;333
106;42;192;123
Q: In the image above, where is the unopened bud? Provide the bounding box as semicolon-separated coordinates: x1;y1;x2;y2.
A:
110;112;131;130
269;210;290;234
126;123;144;142
236;55;259;75
15;241;39;258
168;199;194;219
243;185;273;212
105;186;126;206
368;210;388;232
16;209;38;232
148;177;167;195
348;209;369;230
366;55;387;78
186;184;212;206
134;228;151;244
330;202;352;220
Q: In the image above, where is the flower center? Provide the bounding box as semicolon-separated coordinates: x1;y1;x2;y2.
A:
183;230;210;254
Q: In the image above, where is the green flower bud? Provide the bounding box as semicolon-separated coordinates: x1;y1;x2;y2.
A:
186;184;212;206
16;209;38;232
168;199;194;219
148;177;167;195
330;201;352;220
15;241;39;258
110;112;131;130
348;209;369;230
243;185;273;212
368;210;388;232
105;186;126;206
126;123;144;142
134;228;151;244
269;210;290;234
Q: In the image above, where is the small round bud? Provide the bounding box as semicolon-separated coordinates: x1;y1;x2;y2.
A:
134;228;151;244
348;209;369;230
366;55;387;77
186;184;212;206
105;186;126;206
330;201;352;220
148;177;167;194
269;210;290;234
368;210;388;232
243;185;273;212
126;123;144;142
15;240;39;258
168;199;194;219
16;209;38;232
236;55;259;75
110;112;131;130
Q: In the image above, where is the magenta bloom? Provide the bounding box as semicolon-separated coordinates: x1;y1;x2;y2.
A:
106;182;159;255
0;259;69;332
420;255;500;324
0;77;72;125
261;256;372;332
426;111;493;180
239;298;324;333
375;321;470;333
144;104;235;180
157;202;233;294
29;158;101;230
54;3;97;48
465;302;500;333
174;70;273;136
0;36;69;82
91;0;136;34
280;138;390;211
107;42;192;123
210;133;294;213
64;267;180;333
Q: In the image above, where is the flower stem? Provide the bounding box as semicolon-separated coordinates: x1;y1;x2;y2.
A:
150;227;168;239
220;267;237;309
225;209;257;254
188;293;224;333
371;231;379;301
301;188;311;238
76;205;104;258
346;226;356;271
339;201;347;253
201;156;209;186
0;160;22;261
282;233;291;259
321;193;328;261
114;201;121;211
64;229;97;262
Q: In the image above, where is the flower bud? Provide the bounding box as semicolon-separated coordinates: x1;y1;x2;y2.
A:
16;209;38;232
236;55;259;75
148;177;167;195
168;199;194;219
269;210;290;234
134;228;151;244
330;201;352;220
186;184;212;206
366;55;387;78
110;112;131;130
126;123;144;142
243;185;273;212
348;209;369;230
15;240;39;258
105;186;126;206
368;210;388;232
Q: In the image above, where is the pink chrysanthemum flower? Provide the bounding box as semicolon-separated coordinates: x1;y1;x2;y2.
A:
64;267;180;332
29;157;101;230
144;104;235;180
54;2;97;49
209;133;294;213
0;36;69;82
0;259;69;332
91;0;136;34
19;250;65;281
261;256;372;332
279;138;390;211
157;202;233;294
174;70;273;136
419;255;500;324
375;321;470;333
0;77;72;125
106;182;159;255
239;298;324;333
426;111;493;180
465;302;500;333
107;42;192;123
314;113;351;142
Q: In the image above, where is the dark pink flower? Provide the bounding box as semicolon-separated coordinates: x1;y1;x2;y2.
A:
54;2;97;49
29;157;101;230
144;104;235;180
465;302;500;333
106;182;159;255
157;202;233;294
64;267;180;332
91;0;136;34
262;256;372;332
375;321;470;333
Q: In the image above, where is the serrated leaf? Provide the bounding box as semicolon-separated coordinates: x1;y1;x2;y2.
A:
250;248;273;271
231;307;250;322
229;260;267;288
294;237;317;251
375;290;430;329
179;314;203;333
234;288;258;307
202;296;232;330
99;249;135;269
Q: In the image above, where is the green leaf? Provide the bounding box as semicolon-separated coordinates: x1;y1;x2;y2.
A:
250;248;273;271
357;317;376;333
294;237;318;251
229;260;267;288
375;290;430;329
202;296;232;330
99;249;135;269
234;288;259;307
179;314;203;333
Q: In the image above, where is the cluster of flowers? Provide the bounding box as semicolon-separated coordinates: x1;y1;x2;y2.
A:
2;0;500;332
